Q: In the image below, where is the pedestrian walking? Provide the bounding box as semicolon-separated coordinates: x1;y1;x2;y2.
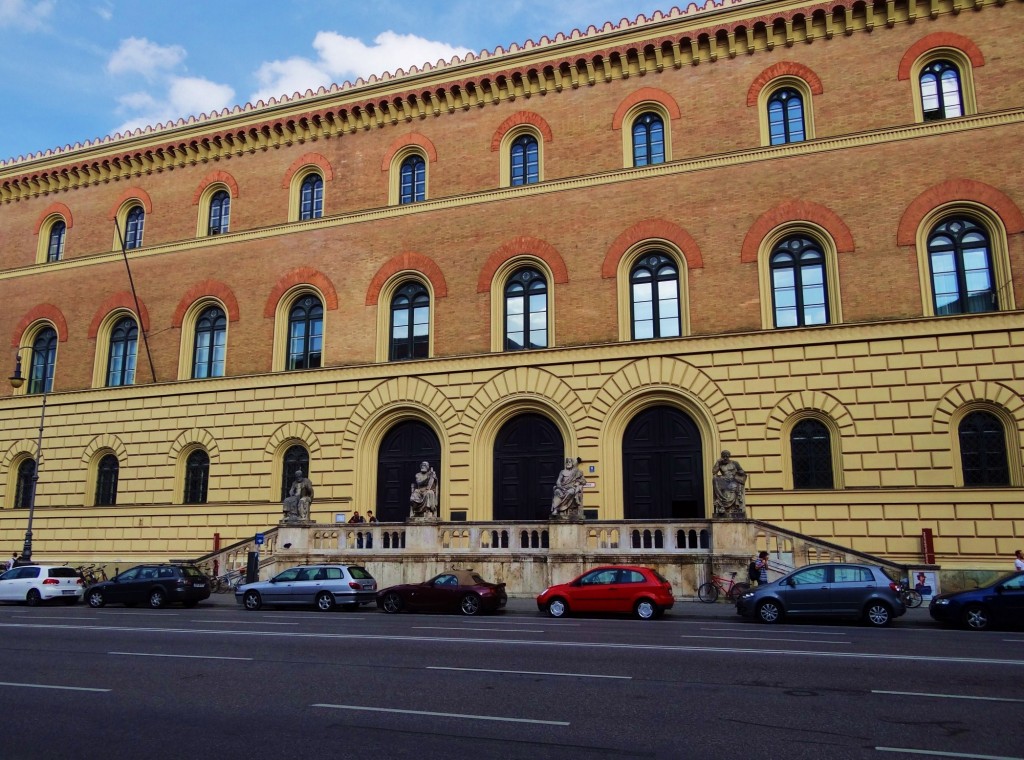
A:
755;551;770;585
1015;549;1024;572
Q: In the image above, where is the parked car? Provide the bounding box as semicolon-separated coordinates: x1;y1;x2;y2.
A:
85;564;210;609
377;569;507;616
736;563;905;626
929;571;1024;631
536;565;674;620
0;565;83;606
237;564;377;611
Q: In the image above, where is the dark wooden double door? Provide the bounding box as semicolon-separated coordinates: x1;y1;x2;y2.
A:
622;405;704;519
377;421;441;522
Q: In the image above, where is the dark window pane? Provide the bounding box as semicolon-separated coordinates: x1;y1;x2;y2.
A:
389;282;430;361
510;134;539;186
958;411;1009;486
399;155;426;204
15;459;35;509
124;206;145;249
288;296;324;370
920;60;963;121
107;317;138;387
767;89;805;145
928;218;996;316
791;418;834;489
770;237;830;328
29;328;57;394
209;190;231;235
300;174;324;220
184;449;210;504
630;253;680;340
95;454;119;506
47;221;66;262
632;112;665;166
504;268;547;350
281;446;310;501
193;307;227;379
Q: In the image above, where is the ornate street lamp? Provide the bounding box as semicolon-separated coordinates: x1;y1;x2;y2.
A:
9;351;47;565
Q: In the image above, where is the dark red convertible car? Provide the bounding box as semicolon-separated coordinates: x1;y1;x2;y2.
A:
376;569;507;616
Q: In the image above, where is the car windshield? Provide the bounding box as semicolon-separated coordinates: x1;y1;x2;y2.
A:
348;567;373;580
990;572;1023;588
180;566;205;579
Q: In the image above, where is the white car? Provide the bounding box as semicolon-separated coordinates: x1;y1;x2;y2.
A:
0;565;84;606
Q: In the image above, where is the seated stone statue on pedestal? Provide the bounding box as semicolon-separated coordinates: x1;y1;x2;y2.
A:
282;469;314;523
409;461;439;520
551;456;586;520
712;450;747;518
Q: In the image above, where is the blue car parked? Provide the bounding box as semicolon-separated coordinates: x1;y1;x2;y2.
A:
929;571;1024;631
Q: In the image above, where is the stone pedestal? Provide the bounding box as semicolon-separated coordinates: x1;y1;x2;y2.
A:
277;521;313;552
709;518;755;557
404;519;440;550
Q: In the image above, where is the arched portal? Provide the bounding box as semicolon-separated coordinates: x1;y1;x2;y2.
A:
493;413;564;520
376;420;441;522
622;405;704;519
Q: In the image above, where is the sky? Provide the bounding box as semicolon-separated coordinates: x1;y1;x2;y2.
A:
0;0;717;164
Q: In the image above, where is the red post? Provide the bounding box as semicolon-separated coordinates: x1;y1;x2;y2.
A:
212;533;222;577
921;528;935;565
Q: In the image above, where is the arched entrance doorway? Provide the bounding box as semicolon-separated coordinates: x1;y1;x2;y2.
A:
376;420;441;522
493;413;564;521
622;405;704;519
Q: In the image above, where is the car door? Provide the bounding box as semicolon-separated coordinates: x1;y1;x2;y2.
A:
829;565;876;616
264;568;302;605
776;565;832;616
1;566;37;601
125;566;159;604
107;567;142;603
0;568;18;601
990;574;1024;625
571;569;620;612
418;574;459;611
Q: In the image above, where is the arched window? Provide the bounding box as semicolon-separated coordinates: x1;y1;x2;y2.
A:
107;317;138;387
928;218;996;316
29;327;57;394
767;88;805;145
183;449;210;504
299;174;324;220
920;60;963;122
47;221;66;262
791;418;834;489
630;254;680;340
958;411;1009;486
287;296;323;370
95;454;119;506
123;206;145;250
192;306;227;379
770;237;829;327
632;112;665;167
208;190;231;235
281;445;310;501
15;459;35;509
399;155;426;204
510;134;539;186
504;268;547;350
389;282;429;361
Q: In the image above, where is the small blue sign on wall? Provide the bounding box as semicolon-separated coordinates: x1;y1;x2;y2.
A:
254;533;265;546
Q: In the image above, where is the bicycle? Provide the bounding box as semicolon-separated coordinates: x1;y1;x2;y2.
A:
211;568;247;594
898;580;923;608
698;571;751;603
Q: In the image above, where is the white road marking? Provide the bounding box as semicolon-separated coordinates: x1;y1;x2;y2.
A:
413;626;546;633
189;620;299;626
680;634;849;644
690;624;847;636
428;666;630;680
109;651;252;661
876;747;1023;759
1003;639;1024;643
90;611;179;616
872;690;1024;703
313;703;569;726
0;681;110;693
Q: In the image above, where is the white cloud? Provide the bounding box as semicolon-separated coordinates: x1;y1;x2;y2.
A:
107;37;186;79
113;76;235;135
0;0;54;29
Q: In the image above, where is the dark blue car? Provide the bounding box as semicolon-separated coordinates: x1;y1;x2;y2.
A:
929;571;1024;630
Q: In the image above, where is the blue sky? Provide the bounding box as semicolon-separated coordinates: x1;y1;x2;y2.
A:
0;0;708;164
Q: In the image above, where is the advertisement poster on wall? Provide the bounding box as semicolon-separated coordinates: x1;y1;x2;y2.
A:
910;569;938;601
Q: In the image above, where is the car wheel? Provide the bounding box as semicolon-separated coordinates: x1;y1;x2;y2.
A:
634;598;657;620
697;582;719;603
757;599;783;624
963;604;990;631
243;590;262;611
460;594;482;616
381;591;403;614
546;597;569;618
315;592;335;612
87;589;105;608
26;589;42;607
148;589;166;609
864;602;893;627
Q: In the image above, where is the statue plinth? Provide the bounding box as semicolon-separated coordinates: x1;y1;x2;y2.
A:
406;515;440;525
548;511;584;523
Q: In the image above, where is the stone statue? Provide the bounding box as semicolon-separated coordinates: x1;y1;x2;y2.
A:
409;461;439;519
551;456;586;520
282;469;314;523
712;450;747;518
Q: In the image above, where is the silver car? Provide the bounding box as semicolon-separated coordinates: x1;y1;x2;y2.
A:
236;564;376;611
736;563;906;627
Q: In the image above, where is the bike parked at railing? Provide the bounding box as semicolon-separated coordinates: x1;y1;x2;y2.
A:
698;571;750;603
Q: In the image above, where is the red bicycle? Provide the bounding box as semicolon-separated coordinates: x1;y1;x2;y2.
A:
698;571;750;603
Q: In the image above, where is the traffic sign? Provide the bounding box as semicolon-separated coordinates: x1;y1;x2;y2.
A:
254;533;265;546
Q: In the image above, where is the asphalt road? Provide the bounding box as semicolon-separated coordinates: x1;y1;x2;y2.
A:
1;596;1022;760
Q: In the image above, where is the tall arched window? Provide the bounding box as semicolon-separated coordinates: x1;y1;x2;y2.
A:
124;206;145;250
770;237;829;328
399;155;426;204
767;88;806;145
958;411;1009;486
389;282;429;361
281;445;310;501
632;112;665;167
184;449;210;504
192;306;227;379
15;459;35;509
95;454;119;506
510;134;539;186
920;60;963;121
208;190;231;235
630;254;680;340
791;418;834;489
299;174;324;220
107;317;138;387
928;218;996;316
504;268;547;351
47;221;66;262
287;296;323;370
29;327;57;394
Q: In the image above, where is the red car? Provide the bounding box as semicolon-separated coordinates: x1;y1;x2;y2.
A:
376;569;507;616
537;565;674;620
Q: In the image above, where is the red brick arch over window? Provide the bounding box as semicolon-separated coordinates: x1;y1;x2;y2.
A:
10;304;69;347
740;201;855;263
106;188;153;219
380;133;438;172
896;179;1024;246
87;293;151;339
365;252;448;306
746;62;824;107
192;170;240;205
611;87;681;130
33;203;74;234
897;33;985;80
490;111;554;151
263;268;339;319
477;236;569;293
281;153;334;189
601;219;704;278
171;281;242;328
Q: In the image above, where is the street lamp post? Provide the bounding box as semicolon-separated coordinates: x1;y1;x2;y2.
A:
9;351;47;565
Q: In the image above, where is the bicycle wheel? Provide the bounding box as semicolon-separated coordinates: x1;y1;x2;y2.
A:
697;582;720;603
727;582;751;601
902;589;923;608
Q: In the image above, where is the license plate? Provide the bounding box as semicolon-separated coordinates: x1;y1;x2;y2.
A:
194;583;206;588
62;590;76;595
